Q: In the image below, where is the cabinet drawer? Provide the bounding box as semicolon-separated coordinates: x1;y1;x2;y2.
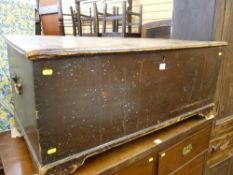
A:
173;154;206;175
158;126;211;175
113;157;154;175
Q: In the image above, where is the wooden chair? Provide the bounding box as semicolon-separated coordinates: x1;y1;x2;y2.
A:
38;0;65;35
71;0;100;36
38;0;75;36
102;0;143;37
70;6;77;36
35;0;41;35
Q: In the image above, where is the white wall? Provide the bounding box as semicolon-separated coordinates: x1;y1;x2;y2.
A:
134;0;173;24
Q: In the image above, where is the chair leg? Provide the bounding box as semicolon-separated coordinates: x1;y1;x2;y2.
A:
89;7;93;34
93;2;99;36
58;0;65;35
75;0;82;36
70;6;77;36
116;7;119;32
138;5;143;37
122;1;127;37
112;7;116;32
127;5;132;33
102;3;107;35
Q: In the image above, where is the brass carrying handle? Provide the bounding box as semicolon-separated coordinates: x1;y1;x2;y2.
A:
182;144;193;156
11;73;23;95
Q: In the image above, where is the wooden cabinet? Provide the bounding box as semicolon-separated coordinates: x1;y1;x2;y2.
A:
208;116;233;171
113;157;154;175
206;157;233;175
158;126;210;175
173;154;206;175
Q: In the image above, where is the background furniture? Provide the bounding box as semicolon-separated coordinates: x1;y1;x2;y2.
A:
38;0;78;36
171;0;233;174
102;0;143;37
35;1;41;35
71;0;100;36
38;0;65;35
38;0;143;37
0;116;214;175
142;19;171;38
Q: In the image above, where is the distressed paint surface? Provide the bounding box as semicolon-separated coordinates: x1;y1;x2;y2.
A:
0;0;34;132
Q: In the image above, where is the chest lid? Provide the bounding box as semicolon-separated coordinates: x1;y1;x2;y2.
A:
5;35;227;60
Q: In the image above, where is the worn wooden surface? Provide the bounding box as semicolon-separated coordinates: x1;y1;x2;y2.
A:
208;116;233;166
158;126;210;175
76;117;212;175
214;0;233;120
0;132;35;175
206;156;233;175
172;0;233;121
5;35;226;60
172;154;206;175
8;43;223;174
6;34;225;174
0;117;212;175
0;160;4;175
209;2;233;172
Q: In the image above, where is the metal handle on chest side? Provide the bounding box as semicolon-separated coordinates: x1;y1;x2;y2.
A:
11;73;23;95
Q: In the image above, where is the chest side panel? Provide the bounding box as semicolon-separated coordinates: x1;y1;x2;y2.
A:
7;46;40;163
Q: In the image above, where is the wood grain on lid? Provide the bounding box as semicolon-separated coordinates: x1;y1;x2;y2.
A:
5;35;227;60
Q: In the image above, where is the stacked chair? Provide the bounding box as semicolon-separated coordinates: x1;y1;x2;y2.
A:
38;0;143;37
71;0;101;36
38;0;75;35
38;0;65;35
102;0;143;37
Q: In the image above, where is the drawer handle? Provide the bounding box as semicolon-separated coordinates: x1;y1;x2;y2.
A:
211;144;220;153
11;73;23;95
182;144;193;156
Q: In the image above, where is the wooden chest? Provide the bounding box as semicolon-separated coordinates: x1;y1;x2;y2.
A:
5;35;226;174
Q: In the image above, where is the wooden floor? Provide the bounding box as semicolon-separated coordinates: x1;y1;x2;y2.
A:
0;167;4;175
0;132;34;175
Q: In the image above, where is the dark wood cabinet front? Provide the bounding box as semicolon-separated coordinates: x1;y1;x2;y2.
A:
206;157;233;175
157;126;210;175
173;154;206;175
113;157;154;175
